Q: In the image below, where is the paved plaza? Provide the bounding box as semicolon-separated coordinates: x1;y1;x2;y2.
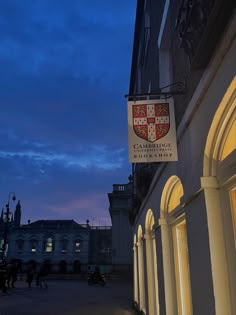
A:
0;277;135;315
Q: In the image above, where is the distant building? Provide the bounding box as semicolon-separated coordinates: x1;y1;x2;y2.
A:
0;203;112;273
88;225;112;274
108;182;133;273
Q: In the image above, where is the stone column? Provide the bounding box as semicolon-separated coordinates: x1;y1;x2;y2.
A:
159;218;177;315
144;232;159;315
137;239;146;313
201;176;232;315
133;244;139;305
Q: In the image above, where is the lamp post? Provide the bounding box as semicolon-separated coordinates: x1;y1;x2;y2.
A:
1;192;16;262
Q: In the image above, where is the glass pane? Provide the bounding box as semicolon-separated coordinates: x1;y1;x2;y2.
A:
230;188;236;248
168;181;184;213
221;120;236;160
172;220;192;315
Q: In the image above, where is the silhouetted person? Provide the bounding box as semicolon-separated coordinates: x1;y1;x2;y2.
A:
37;262;48;289
6;262;18;288
0;263;7;293
93;265;103;281
26;264;34;288
10;262;18;288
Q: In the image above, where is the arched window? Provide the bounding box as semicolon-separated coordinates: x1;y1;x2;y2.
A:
60;237;69;253
160;176;192;315
203;77;236;314
44;237;54;253
74;240;81;253
168;180;184;213
16;239;24;252
30;239;38;253
220;118;236;246
230;188;236;246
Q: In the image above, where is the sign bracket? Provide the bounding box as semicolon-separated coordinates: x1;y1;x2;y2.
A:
125;81;187;101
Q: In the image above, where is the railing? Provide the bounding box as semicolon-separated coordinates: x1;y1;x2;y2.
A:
112;184;131;193
90;226;112;230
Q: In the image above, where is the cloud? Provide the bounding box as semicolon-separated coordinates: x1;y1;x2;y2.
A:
0;144;125;170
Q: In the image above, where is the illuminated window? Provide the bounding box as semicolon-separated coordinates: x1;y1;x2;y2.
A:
230;188;236;247
30;240;37;253
172;219;192;315
162;176;192;314
220;120;236;160
168;181;184;213
75;240;80;253
45;237;53;252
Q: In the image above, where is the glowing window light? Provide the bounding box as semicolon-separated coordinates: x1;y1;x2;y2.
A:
45;237;53;252
172;219;192;315
168;181;184;213
220;119;236;160
75;241;80;252
230;189;236;248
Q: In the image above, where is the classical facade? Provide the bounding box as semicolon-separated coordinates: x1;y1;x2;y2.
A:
0;202;112;273
128;1;236;315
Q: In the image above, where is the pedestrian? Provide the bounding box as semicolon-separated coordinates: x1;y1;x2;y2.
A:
37;262;48;289
6;262;13;289
0;263;7;294
10;261;19;288
6;261;19;289
26;263;34;288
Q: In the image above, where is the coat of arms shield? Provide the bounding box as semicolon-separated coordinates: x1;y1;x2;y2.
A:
132;103;170;142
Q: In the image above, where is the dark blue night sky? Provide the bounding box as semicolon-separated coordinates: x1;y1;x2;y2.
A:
0;0;136;225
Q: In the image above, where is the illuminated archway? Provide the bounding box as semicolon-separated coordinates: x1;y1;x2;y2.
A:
160;176;183;218
203;77;236;177
202;77;236;315
145;209;160;315
160;176;192;315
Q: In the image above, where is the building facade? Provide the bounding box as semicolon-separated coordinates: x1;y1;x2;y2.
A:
0;202;112;273
88;225;112;274
108;183;133;273
128;1;236;315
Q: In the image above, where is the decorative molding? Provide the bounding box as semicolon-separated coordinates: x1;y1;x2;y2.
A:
158;218;168;226
200;176;219;189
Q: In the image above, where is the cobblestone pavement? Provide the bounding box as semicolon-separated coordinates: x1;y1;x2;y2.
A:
0;278;135;315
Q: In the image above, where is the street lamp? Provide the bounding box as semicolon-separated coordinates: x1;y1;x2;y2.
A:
1;192;16;262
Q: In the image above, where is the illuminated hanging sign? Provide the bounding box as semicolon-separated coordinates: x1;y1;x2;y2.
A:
128;98;178;163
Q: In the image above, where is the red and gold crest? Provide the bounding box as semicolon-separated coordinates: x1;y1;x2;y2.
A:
132;103;170;142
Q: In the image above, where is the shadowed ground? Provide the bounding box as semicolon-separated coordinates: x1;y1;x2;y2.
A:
0;277;135;315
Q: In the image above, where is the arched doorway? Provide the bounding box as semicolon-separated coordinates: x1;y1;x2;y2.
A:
160;176;192;315
145;209;159;315
202;77;236;314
